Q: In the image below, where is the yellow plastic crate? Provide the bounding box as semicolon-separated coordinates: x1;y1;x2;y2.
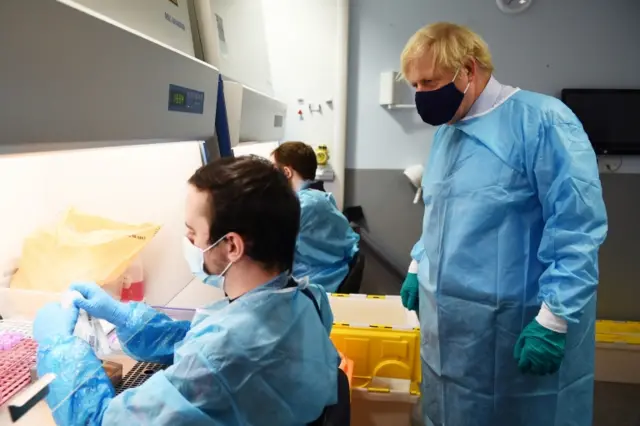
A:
328;294;421;396
596;320;640;345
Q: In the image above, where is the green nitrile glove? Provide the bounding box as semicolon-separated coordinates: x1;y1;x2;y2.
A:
514;319;566;375
400;273;419;312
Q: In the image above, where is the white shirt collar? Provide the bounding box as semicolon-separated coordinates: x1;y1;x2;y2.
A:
462;76;519;121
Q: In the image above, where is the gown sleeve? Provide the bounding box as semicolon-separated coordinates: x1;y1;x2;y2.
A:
116;303;191;364
529;119;608;323
38;335;230;425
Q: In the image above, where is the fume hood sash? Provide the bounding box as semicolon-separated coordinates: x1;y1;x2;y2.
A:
0;0;220;153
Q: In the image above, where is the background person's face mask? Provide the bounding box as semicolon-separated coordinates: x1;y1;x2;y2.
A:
182;235;232;288
415;69;470;126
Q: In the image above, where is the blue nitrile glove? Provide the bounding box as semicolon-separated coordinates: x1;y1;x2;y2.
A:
400;273;419;312
70;282;130;327
33;302;79;344
513;319;566;375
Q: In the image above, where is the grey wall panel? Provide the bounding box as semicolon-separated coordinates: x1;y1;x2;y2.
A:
344;168;423;279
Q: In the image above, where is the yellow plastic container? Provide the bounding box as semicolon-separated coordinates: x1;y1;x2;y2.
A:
328;294;421;396
594;319;640;384
596;319;640;345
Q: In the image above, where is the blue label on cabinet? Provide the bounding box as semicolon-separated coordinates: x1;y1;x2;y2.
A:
168;84;204;114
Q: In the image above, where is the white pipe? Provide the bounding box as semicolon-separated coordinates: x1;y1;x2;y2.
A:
333;0;349;210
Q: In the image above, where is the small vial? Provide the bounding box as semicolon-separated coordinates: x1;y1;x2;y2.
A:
0;332;25;351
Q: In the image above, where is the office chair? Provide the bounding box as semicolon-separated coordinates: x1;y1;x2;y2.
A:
336;251;365;294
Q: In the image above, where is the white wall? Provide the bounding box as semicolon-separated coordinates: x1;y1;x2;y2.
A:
0;143;204;306
261;0;342;201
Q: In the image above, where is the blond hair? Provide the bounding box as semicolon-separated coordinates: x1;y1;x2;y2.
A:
400;22;494;80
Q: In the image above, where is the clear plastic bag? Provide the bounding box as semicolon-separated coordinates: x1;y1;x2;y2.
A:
74;311;112;358
61;291;112;358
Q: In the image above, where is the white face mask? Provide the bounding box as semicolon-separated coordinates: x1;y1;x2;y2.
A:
182;235;232;289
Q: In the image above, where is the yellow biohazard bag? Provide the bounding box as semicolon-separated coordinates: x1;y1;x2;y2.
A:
10;208;161;295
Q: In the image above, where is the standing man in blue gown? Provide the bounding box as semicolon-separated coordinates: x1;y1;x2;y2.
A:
398;22;607;426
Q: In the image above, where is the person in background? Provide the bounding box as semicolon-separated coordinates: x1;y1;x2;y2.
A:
271;141;360;293
32;156;338;426
398;22;607;426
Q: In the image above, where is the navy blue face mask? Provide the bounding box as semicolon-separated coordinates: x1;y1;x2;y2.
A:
415;75;469;126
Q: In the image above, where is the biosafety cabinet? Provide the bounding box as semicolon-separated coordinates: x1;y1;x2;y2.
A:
0;0;280;423
0;0;290;311
66;0;287;150
0;0;222;422
0;0;288;420
0;0;227;304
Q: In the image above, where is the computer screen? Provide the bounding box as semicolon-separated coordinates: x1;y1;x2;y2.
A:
561;89;640;155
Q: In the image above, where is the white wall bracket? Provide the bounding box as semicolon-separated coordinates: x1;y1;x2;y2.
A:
384;104;416;110
379;71;416;110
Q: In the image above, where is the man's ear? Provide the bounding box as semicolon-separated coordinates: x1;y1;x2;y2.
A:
225;232;245;263
282;166;293;180
464;59;477;83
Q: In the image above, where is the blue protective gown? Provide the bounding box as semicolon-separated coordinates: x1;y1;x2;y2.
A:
293;183;360;292
36;274;339;425
412;82;607;426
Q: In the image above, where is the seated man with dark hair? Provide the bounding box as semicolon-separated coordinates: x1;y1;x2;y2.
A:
271;141;360;293
32;156;339;426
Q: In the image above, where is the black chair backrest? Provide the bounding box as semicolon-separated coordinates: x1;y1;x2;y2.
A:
307;180;326;192
336;251;365;294
308;368;351;426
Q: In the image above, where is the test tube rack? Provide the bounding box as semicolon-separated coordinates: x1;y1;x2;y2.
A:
0;338;37;406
